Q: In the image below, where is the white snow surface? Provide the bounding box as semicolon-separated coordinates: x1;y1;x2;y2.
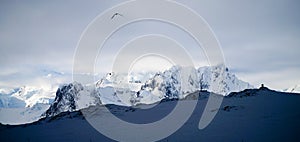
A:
285;84;300;93
197;65;253;95
136;65;253;105
0;86;55;108
0;103;50;125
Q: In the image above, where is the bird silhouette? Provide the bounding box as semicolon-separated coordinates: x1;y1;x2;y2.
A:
111;12;123;19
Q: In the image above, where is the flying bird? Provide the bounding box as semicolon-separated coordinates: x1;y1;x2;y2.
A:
111;12;123;19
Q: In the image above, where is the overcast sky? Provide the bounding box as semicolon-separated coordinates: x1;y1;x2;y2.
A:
0;0;299;90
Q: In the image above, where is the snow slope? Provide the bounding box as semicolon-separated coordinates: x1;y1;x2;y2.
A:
0;86;56;124
0;86;55;108
134;66;199;105
1;88;300;142
0;103;50;125
285;84;300;93
96;72;155;92
197;65;253;95
96;72;154;105
134;65;252;105
43;82;101;117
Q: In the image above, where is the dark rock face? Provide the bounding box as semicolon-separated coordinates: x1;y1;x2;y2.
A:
43;82;84;117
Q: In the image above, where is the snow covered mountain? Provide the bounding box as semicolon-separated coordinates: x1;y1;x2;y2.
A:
285;84;300;93
134;66;199;105
1;65;253;123
43;65;253;117
96;72;154;105
0;86;56;124
133;65;253;105
197;65;253;95
96;72;155;92
0;86;55;108
44;81;132;117
0;68;71;109
43;82;100;117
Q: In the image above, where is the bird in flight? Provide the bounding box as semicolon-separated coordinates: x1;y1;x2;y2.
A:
111;12;123;19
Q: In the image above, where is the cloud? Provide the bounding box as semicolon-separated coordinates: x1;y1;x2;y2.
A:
179;0;300;89
0;0;299;90
0;0;123;71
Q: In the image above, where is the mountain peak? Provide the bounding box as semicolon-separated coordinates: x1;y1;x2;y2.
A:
131;65;252;105
43;82;100;117
43;82;81;117
42;65;252;116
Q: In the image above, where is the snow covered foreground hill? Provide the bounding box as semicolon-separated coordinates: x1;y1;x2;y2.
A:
1;87;300;142
44;65;253;117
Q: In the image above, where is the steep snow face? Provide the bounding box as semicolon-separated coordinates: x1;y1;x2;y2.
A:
134;65;252;105
285;84;300;93
198;65;253;95
133;66;199;105
44;82;100;117
96;72;155;105
97;86;130;106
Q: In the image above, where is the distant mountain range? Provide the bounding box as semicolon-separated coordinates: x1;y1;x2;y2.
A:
0;65;297;124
